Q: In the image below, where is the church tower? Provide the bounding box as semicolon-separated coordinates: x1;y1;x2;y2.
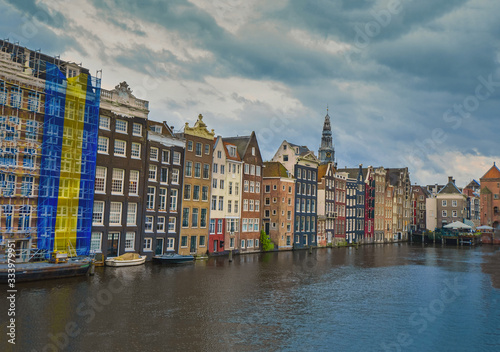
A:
318;109;336;166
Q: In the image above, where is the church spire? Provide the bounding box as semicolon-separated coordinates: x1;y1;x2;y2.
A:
318;108;336;165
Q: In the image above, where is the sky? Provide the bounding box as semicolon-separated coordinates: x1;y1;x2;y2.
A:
1;0;499;186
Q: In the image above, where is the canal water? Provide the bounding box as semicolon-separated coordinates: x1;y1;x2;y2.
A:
2;244;500;351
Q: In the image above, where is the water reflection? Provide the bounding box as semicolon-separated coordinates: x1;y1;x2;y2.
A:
6;244;500;352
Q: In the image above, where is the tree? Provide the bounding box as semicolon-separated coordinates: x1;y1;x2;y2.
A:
260;230;274;251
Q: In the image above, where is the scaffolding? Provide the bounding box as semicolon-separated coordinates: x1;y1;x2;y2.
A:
0;40;101;258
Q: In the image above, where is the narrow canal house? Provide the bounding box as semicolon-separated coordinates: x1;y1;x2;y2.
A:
386;168;412;240
317;163;336;247
373;167;387;243
411;185;429;233
177;114;215;256
480;163;500;231
142;120;184;258
333;172;347;244
364;166;375;243
209;137;243;254
271;141;320;249
340;165;365;244
92;82;148;259
223;132;264;253
463;179;480;227
262;161;295;250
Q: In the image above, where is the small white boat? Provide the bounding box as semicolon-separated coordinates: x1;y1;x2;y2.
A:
105;253;146;267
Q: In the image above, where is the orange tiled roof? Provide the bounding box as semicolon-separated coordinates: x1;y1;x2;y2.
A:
317;164;329;180
481;163;500;179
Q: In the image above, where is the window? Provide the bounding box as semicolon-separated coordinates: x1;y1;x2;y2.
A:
249;200;254;211
209;219;216;234
168;217;176;233
452;200;457;207
185;161;192;177
256;166;261;176
192;208;199;227
116;120;127;133
160;168;168;184
95;167;106;193
452;210;458;217
203;164;210;179
244;199;248;211
147;186;156;209
125;232;135;250
145;216;154;232
244;181;249;192
221;165;225;174
228;200;232;213
167;238;175;250
127;203;137;225
205;144;210;155
220;180;224;189
256;182;260;194
235;183;239;195
131;142;141;158
241;240;246;248
194;163;201;178
129;170;139;195
143;238;153;251
230;238;235;248
442;210;447;217
229;182;233;195
151;125;162;133
255;201;260;211
219;197;224;211
214;163;218;173
229;146;237;157
202;186;208;201
182;208;189;227
199;236;206;247
181;236;188;247
184;184;191;200
265;185;270;193
195;142;202;156
157;217;166;232
112;169;125;194
283;155;288;161
211;196;217;210
99;116;110;130
109;202;122;225
162;150;170;163
173;152;181;164
187;141;193;151
21;176;34;197
442;200;447;207
242;219;248;232
170;189;178;211
90;232;102;252
114;140;126;157
193;185;200;201
132;123;142;136
201;209;207;228
159;188;168;211
97;136;109;153
252;147;255;156
149;165;157;182
150;147;159;161
93;202;104;225
245;164;249;174
172;169;179;184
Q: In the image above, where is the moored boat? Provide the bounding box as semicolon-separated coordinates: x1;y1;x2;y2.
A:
0;257;91;283
153;252;194;264
105;253;146;267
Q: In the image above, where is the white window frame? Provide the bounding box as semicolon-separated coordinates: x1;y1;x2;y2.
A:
125;232;135;251
99;116;110;130
127;203;137;226
115;119;128;134
94;166;106;193
90;232;102;253
114;139;126;157
97;136;109;154
132;123;142;136
150;147;159;161
112;168;125;194
129;170;139;196
109;202;122;226
131;142;141;159
143;237;153;251
92;201;104;225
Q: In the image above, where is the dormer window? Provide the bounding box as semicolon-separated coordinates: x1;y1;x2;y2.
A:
229;146;237;157
283;144;287;150
67;68;79;78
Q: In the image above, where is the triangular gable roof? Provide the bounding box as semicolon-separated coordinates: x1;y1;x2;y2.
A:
287;141;311;156
481;163;500;180
299;151;320;164
317;164;329;180
222;135;251;159
263;161;291;178
222;141;242;162
438;181;462;195
465;179;480;189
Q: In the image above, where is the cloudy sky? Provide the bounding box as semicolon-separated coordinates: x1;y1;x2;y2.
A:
1;0;499;186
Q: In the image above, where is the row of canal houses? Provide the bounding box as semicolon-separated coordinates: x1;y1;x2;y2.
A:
0;41;412;259
90;81;413;260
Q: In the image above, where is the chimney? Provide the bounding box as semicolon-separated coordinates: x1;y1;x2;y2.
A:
448;176;454;184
